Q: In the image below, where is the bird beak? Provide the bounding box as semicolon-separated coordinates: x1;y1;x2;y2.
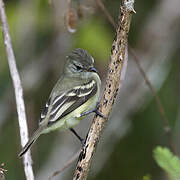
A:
88;67;98;73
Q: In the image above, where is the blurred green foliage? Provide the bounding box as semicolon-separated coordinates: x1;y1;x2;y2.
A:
73;18;113;62
143;174;151;180
154;146;180;180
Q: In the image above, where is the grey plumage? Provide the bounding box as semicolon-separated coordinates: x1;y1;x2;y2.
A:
19;48;101;157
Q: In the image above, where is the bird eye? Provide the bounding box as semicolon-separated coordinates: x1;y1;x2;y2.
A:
76;65;82;71
72;62;83;72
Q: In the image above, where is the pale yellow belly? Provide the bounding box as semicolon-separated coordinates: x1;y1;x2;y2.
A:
42;93;99;134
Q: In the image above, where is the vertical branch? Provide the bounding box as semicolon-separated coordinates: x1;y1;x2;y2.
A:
73;0;135;179
0;0;34;180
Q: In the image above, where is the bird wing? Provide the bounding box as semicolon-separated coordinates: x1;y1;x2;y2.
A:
39;79;97;125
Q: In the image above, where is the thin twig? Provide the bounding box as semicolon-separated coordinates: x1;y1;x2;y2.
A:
48;150;81;180
0;1;34;179
73;1;135;179
129;48;176;153
96;0;116;28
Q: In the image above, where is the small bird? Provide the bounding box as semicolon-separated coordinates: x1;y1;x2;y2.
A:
19;48;102;157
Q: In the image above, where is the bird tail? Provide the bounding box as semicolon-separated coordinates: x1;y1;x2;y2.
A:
18;127;43;158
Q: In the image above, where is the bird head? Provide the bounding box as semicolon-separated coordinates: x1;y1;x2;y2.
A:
64;48;97;77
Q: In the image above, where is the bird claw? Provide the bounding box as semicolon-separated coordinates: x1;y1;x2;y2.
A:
93;102;106;119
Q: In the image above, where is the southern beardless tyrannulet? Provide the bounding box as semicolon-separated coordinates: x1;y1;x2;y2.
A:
19;48;102;157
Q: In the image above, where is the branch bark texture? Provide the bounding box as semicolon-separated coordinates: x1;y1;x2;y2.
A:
0;0;34;179
73;0;135;179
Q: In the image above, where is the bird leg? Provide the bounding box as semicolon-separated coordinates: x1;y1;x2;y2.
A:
70;128;85;145
80;102;105;118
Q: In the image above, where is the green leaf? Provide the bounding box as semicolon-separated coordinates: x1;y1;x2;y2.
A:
154;146;180;180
